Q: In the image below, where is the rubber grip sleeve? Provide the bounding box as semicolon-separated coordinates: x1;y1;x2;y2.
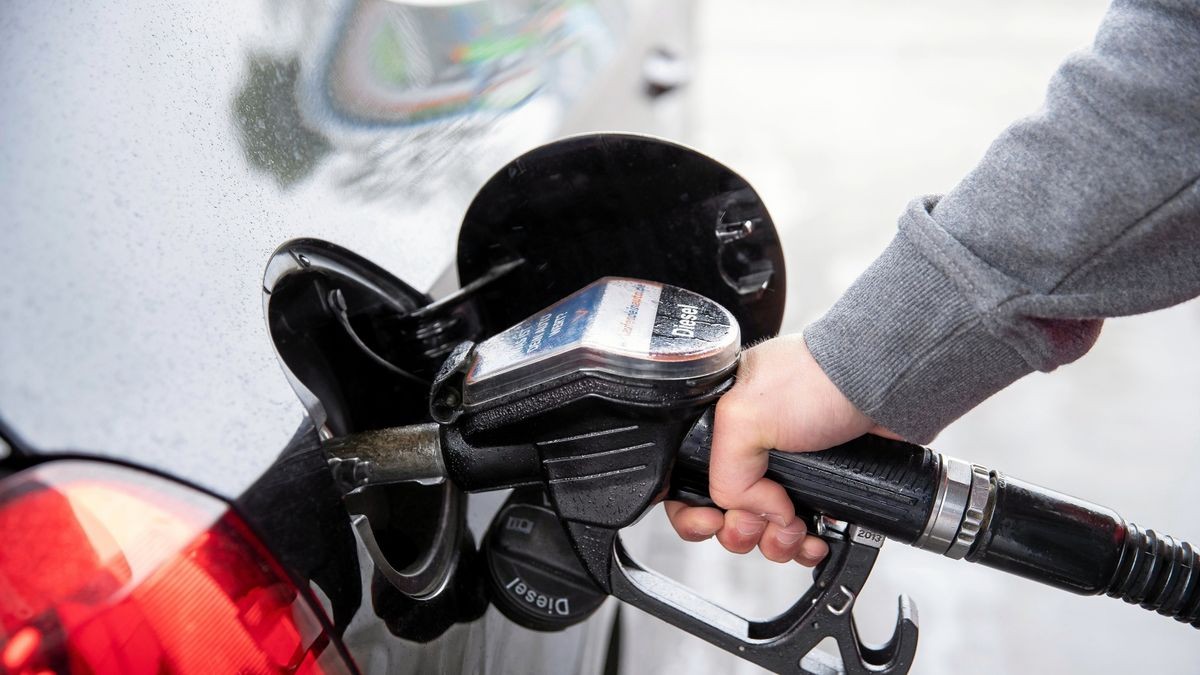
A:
967;474;1200;626
667;406;940;544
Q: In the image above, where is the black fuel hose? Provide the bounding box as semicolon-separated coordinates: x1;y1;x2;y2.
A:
668;407;1200;628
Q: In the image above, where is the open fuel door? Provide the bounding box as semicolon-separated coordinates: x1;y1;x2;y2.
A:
456;133;787;346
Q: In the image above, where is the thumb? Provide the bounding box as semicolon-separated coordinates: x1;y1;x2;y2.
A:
707;349;796;522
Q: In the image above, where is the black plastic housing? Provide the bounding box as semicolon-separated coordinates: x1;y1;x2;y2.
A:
966;474;1126;593
967;475;1200;625
439;358;733;590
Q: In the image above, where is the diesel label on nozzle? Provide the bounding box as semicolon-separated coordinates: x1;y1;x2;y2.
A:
650;284;736;350
461;278;739;408
671;303;700;337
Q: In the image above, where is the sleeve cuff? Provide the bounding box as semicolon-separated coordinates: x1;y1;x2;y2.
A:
803;215;1033;444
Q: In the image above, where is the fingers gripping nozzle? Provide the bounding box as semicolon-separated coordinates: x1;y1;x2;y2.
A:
322;278;919;673
321;275;1200;674
655;411;919;673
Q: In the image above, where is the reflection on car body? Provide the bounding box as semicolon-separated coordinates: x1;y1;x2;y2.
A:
1;0;691;671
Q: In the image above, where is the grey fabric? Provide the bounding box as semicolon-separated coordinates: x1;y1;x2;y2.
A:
804;0;1200;444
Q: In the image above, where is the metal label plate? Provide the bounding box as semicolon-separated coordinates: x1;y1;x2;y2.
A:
465;278;739;404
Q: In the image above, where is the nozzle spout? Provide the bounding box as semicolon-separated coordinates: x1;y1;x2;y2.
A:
324;423;447;493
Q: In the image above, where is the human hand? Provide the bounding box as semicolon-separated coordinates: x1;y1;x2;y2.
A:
664;334;899;566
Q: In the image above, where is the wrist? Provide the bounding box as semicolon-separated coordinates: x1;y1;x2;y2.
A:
803;204;1033;444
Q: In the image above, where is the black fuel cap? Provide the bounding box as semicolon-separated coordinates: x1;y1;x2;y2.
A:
483;492;606;631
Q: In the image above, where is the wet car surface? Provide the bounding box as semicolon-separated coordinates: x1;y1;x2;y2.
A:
0;1;691;671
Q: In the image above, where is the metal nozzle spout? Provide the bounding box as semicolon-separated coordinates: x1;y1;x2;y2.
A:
324;423;447;493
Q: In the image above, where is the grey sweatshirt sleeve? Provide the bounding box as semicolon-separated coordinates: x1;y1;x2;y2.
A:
803;0;1200;444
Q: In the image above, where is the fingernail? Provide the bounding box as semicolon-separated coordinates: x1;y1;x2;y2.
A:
794;546;827;565
794;550;818;565
777;523;807;546
760;513;789;527
736;515;766;536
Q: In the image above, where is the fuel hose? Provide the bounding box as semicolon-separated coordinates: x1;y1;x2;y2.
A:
668;407;1200;628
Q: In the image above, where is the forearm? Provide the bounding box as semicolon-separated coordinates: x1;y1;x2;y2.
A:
805;0;1200;443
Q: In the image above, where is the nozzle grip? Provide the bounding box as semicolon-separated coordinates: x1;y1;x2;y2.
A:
668;407;939;544
667;407;1200;629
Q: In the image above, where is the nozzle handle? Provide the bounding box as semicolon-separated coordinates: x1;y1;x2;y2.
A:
668;406;1200;628
668;407;939;544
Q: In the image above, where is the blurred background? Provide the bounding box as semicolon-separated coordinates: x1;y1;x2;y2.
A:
621;1;1200;673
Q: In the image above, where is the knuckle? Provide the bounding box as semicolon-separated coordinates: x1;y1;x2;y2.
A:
707;485;736;508
713;394;752;427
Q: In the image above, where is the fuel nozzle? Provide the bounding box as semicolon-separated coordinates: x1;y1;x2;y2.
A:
326;276;741;498
324;276;1200;675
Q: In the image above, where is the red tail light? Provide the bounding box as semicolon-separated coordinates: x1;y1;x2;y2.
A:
0;461;355;675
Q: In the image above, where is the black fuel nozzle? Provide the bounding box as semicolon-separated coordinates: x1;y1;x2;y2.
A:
668;407;1200;623
325;277;918;674
324;276;1200;675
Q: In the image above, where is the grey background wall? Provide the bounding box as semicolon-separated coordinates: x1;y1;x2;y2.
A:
620;1;1200;673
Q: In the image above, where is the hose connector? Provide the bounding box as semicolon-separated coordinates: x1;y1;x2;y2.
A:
913;455;992;558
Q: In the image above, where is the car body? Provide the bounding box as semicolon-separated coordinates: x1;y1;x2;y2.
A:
0;1;692;671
